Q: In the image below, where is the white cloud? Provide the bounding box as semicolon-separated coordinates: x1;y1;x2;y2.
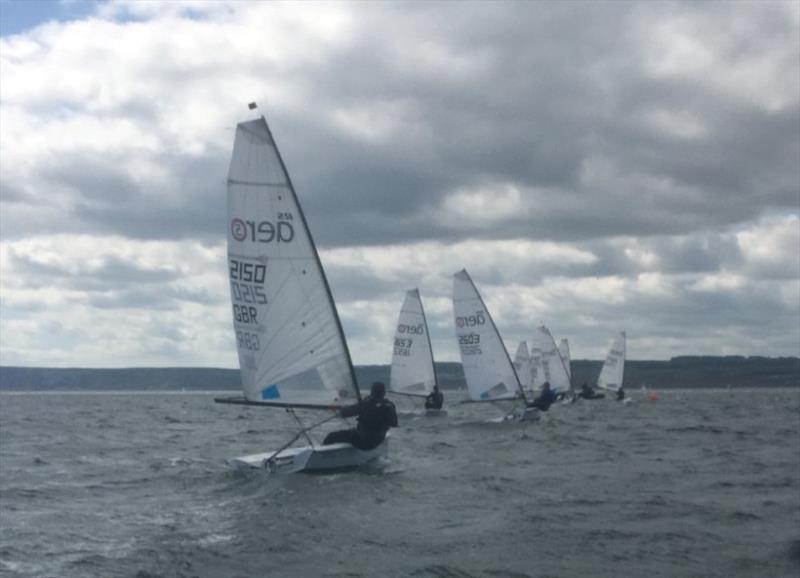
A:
0;1;797;367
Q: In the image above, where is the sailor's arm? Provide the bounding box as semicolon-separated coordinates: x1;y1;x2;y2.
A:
338;401;362;419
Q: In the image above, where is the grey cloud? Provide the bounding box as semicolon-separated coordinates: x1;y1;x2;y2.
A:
3;2;796;252
8;251;179;290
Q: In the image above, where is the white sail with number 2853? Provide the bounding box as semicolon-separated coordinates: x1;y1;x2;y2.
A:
390;288;437;397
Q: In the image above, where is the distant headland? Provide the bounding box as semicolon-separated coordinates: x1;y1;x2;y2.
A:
1;356;797;391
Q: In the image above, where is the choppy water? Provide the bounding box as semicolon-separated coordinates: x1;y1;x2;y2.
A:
1;389;798;578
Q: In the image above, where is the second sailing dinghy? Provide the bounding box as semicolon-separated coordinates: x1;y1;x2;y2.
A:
452;269;537;421
558;338;572;382
215;111;386;473
513;341;532;394
530;324;572;401
597;331;628;403
389;289;446;416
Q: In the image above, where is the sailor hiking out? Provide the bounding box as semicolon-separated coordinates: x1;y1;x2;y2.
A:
425;385;444;410
526;381;557;412
578;382;605;400
324;382;398;450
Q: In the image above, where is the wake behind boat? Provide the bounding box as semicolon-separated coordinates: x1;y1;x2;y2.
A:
214;108;387;473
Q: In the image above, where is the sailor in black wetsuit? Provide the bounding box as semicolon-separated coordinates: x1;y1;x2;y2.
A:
526;381;557;411
323;382;398;450
616;387;625;401
425;385;444;410
578;382;605;400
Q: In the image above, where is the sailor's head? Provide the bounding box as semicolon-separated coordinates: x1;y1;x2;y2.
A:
582;382;589;389
542;381;551;389
370;381;386;399
433;384;440;392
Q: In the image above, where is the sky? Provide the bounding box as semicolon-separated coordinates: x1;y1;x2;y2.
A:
0;0;798;369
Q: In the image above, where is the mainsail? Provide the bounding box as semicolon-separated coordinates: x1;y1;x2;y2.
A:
597;331;626;392
389;289;437;396
529;325;571;394
226;117;359;407
529;347;543;391
452;269;525;402
558;338;572;381
513;341;532;389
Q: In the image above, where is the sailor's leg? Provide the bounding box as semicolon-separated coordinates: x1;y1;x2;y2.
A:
323;429;358;445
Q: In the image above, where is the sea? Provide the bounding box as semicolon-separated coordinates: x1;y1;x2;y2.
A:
1;388;798;578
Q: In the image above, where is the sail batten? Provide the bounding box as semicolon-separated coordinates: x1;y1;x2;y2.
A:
226;117;358;406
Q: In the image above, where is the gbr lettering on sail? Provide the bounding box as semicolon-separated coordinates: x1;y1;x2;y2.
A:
228;213;296;353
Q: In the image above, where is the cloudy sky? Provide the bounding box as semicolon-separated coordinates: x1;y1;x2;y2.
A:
1;0;798;369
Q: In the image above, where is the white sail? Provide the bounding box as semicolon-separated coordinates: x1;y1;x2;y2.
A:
452;269;522;401
513;341;532;389
597;331;626;392
558;338;572;380
529;325;571;394
390;289;437;395
226;117;358;406
529;347;543;391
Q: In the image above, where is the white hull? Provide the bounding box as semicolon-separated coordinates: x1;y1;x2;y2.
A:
228;440;388;474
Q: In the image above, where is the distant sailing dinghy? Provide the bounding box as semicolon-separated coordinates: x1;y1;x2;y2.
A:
389;289;446;417
214;110;386;473
452;269;537;422
513;341;533;392
597;331;628;403
558;338;572;382
530;325;572;400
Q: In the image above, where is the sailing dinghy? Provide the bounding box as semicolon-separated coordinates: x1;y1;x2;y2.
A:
452;269;537;421
513;341;532;393
214;110;386;473
596;331;628;402
558;338;572;382
389;289;446;416
530;325;572;400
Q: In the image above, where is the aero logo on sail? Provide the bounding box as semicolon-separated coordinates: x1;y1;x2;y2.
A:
231;214;295;243
456;311;486;328
397;323;424;335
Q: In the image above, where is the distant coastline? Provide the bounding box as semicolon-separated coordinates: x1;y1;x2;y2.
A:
1;356;797;391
